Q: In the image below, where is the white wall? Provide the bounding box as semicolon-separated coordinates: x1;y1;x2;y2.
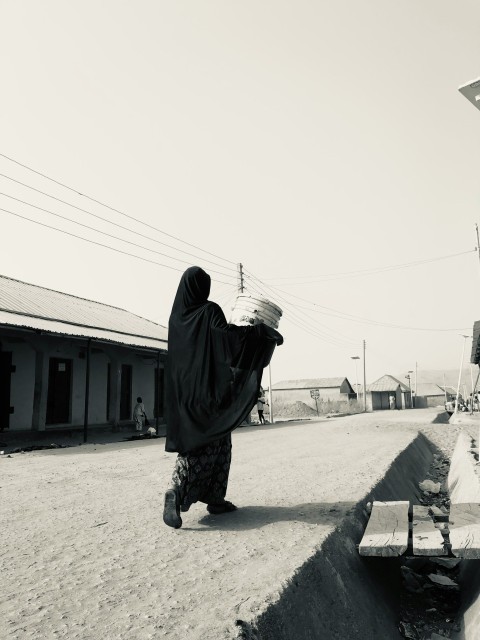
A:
132;356;157;419
1;330;166;431
273;387;344;410
10;342;35;429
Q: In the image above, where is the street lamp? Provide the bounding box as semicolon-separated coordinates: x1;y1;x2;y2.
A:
405;370;414;408
351;356;360;398
458;77;480;112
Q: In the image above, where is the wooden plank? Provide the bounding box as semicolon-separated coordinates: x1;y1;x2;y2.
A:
449;503;480;559
359;501;409;557
411;505;447;556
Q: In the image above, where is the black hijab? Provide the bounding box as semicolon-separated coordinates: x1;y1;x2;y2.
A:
165;266;283;454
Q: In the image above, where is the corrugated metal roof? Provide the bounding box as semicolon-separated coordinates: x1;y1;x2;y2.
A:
415;383;445;397
273;377;347;389
368;375;410;393
0;275;167;349
0;311;165;350
440;386;457;395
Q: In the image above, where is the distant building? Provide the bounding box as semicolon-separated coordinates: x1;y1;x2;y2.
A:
272;377;355;410
0;275;167;432
439;385;457;400
413;383;447;408
357;375;411;411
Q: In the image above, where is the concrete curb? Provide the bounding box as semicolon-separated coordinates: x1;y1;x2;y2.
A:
447;431;480;504
448;431;480;640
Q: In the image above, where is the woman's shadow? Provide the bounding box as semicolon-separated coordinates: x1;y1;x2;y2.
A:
182;501;355;531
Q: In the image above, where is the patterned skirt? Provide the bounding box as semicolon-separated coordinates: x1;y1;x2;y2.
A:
171;433;232;510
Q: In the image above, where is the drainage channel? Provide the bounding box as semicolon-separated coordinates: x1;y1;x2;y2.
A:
235;431;478;640
396;447;461;639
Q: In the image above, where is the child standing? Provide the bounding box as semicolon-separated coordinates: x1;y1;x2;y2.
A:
133;397;147;432
257;394;266;424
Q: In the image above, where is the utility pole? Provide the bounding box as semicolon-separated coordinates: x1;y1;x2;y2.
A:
83;338;91;443
414;361;417;407
406;371;413;408
476;224;480;276
156;351;161;431
443;372;447;404
363;340;367;412
237;263;244;293
454;335;471;415
470;363;475;415
268;364;274;424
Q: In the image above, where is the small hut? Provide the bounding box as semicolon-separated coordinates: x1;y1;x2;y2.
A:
359;375;411;411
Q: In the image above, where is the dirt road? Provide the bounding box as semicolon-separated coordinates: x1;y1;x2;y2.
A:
0;409;468;639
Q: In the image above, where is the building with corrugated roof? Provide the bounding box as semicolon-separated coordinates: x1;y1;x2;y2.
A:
272;377;355;410
413;383;447;408
0;275;168;433
357;374;412;411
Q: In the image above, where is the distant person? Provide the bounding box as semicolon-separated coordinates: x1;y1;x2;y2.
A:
257;394;266;424
133;397;147;432
389;394;396;410
163;266;283;529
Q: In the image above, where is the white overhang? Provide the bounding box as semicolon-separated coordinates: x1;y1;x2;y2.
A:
0;310;168;352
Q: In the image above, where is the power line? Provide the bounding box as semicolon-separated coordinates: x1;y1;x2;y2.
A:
267;284;470;333
244;270;359;345
261;249;476;284
0;152;238;266
243;273;358;348
246;284;355;347
215;288;238;309
0;191;237;280
244;271;341;345
0;206;234;285
0;173;237;275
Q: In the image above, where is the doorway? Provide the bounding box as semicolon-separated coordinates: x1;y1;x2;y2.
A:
0;351;13;430
154;367;165;419
120;364;132;420
46;358;72;424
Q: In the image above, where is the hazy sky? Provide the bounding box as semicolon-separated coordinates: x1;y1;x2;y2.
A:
1;1;479;386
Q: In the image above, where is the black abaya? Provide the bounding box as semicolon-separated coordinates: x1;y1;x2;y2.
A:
165;266;283;454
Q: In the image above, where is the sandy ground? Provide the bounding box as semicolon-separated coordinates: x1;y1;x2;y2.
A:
0;408;475;640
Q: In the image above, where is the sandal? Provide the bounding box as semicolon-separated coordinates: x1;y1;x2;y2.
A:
206;500;238;515
163;489;182;529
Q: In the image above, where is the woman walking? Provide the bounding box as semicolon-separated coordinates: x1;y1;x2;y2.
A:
163;266;283;529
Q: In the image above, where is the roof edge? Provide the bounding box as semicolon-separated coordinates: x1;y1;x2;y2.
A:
0;273;167;328
0;308;168;343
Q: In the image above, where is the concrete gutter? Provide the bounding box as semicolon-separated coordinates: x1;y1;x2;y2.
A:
447;425;480;640
447;431;480;504
241;432;434;640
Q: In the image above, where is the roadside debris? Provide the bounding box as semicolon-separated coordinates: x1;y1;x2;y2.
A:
429;506;445;518
427;574;459;589
124;432;160;441
398;620;417;639
431;558;461;569
398;450;461;639
6;443;72;454
419;479;441;494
